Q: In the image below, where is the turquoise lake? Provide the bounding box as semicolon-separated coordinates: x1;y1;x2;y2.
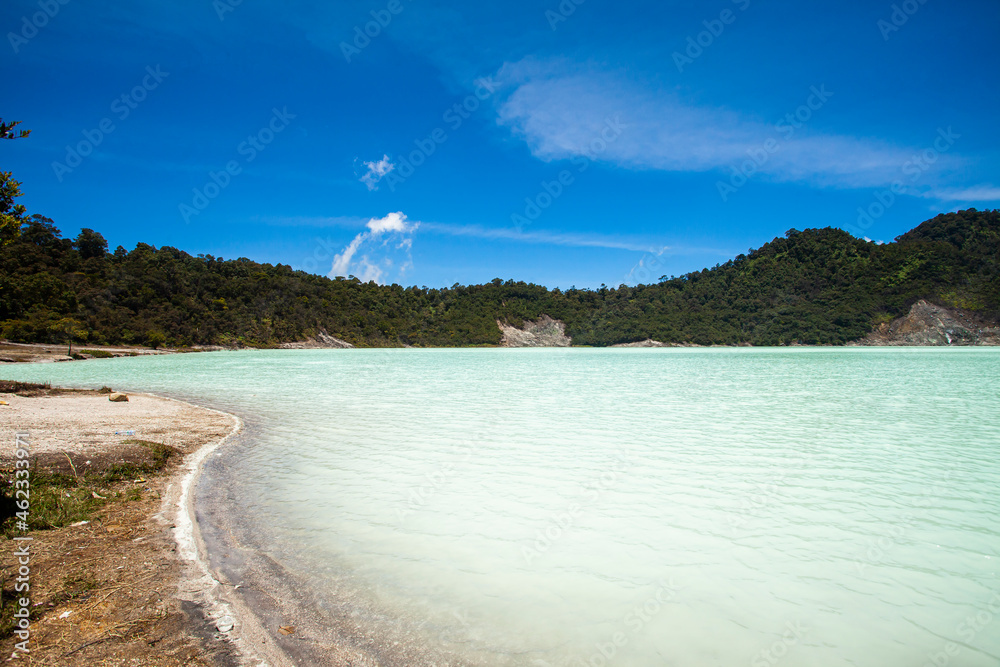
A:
2;348;999;665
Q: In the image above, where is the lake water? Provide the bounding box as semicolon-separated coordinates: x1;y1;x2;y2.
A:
3;348;1000;666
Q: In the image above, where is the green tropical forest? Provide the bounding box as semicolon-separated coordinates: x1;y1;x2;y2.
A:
1;120;998;348
2;207;997;349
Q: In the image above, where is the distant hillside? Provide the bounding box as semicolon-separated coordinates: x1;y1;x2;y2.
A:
1;209;997;348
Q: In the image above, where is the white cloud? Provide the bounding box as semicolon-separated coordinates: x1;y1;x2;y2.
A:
418;221;663;252
271;214;698;254
359;154;395;191
330;212;418;284
330;234;366;277
492;58;958;190
366;210;410;234
924;185;1000;202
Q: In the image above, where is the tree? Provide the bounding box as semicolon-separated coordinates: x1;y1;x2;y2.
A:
51;317;86;356
75;228;108;259
0;119;31;246
0;171;26;246
0;119;30;141
146;330;166;350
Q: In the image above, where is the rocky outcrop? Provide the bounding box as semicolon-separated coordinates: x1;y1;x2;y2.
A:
855;300;1000;346
498;315;572;347
279;329;354;349
611;339;669;347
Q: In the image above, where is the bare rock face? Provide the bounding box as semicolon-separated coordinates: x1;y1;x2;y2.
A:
857;300;1000;346
498;315;572;347
611;339;669;347
279;329;354;349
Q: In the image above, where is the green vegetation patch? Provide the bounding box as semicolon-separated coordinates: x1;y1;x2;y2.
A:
0;441;176;537
103;440;176;482
79;348;115;358
0;207;997;347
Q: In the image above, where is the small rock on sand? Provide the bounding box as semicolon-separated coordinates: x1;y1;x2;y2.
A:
109;392;129;402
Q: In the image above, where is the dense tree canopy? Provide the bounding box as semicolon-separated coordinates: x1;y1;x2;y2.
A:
1;209;997;348
0;119;31;247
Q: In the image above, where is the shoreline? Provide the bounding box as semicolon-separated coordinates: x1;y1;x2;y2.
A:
5;347;999;664
5;291;1000;364
163;395;273;667
0;380;491;666
4;352;1000;665
196;425;484;666
0;382;409;666
0;386;289;665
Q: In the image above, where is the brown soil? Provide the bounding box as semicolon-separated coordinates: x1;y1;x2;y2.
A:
0;389;240;665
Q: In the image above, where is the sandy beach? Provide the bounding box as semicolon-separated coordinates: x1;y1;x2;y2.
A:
0;386;286;665
0;381;476;667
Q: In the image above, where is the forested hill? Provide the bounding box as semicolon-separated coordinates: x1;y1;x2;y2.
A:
1;209;997;348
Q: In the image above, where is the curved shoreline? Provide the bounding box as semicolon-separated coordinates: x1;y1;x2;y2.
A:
0;379;466;665
154;393;296;667
162;391;446;666
0;386;265;663
194;416;483;667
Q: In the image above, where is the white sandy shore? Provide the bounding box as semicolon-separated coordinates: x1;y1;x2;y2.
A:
0;392;225;455
129;394;298;667
0;390;295;666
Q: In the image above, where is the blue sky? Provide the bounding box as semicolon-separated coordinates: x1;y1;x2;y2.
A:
2;0;998;288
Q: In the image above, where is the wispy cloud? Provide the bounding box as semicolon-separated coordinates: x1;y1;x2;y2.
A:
923;185;1000;202
419;221;663;253
260;214;669;253
492;58;960;191
330;211;417;283
359;154;395;191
